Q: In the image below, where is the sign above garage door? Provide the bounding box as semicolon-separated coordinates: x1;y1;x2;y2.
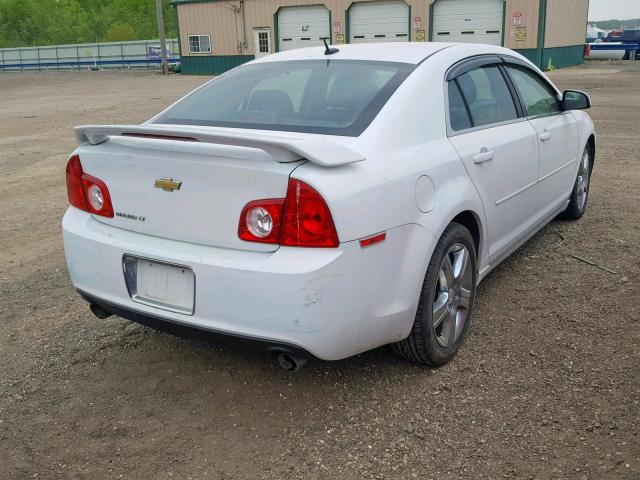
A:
349;1;409;43
277;5;330;51
432;0;504;45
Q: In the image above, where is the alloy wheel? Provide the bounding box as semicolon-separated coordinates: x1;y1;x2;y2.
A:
576;148;591;212
432;243;474;348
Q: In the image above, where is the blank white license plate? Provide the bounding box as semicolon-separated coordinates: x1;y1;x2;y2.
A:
125;257;195;315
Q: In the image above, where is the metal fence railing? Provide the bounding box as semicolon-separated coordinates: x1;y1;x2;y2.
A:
0;39;180;71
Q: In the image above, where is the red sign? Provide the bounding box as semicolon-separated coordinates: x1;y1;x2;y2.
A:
413;16;421;29
513;12;523;25
333;21;341;33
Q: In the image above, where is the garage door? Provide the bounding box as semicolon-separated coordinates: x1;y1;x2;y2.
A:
277;5;330;51
349;1;409;43
433;0;504;45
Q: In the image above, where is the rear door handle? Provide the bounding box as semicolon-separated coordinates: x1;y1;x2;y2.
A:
540;130;552;142
473;148;494;164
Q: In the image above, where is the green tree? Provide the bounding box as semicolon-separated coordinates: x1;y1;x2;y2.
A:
104;23;137;42
46;0;93;45
0;0;177;48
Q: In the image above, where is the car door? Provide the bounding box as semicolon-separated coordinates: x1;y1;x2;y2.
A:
505;63;580;217
446;60;541;263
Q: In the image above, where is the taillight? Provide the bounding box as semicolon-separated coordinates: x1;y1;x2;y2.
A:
280;179;338;248
81;174;114;217
238;179;339;248
65;155;114;218
238;199;284;244
66;155;86;211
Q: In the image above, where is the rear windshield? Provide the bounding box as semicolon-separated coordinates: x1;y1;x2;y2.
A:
153;60;414;136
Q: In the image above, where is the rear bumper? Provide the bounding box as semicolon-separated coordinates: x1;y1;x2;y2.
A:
62;208;434;360
78;290;313;358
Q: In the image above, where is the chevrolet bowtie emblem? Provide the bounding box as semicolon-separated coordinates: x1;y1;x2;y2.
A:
154;177;182;192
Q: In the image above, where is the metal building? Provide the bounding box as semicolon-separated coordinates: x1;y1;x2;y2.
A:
171;0;588;74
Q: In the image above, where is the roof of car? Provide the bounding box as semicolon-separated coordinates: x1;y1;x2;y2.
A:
251;42;465;65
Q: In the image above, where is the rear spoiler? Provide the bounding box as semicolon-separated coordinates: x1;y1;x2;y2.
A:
74;125;365;168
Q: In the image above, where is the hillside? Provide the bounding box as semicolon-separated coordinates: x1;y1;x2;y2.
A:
0;0;177;48
590;19;640;30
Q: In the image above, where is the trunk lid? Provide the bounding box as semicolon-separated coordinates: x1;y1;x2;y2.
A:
77;135;302;252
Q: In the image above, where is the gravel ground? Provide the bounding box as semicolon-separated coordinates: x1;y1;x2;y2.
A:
0;62;638;480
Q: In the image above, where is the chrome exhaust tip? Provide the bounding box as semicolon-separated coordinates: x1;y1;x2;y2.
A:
276;352;307;372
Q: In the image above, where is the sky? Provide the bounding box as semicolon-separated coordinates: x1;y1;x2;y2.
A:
589;0;640;21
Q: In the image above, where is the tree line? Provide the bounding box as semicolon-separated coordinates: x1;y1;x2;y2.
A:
590;19;640;30
0;0;177;48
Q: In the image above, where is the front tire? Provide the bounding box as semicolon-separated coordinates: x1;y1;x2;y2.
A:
561;146;592;220
392;223;477;366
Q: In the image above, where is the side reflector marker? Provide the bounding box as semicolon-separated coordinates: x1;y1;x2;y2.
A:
359;232;386;248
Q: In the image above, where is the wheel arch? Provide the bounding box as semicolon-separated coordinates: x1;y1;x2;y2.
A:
421;166;488;273
450;210;482;257
424;204;486;275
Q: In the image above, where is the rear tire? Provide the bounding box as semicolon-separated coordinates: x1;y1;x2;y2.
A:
392;223;477;366
561;146;592;220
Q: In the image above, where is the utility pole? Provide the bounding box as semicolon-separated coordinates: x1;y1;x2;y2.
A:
155;0;169;75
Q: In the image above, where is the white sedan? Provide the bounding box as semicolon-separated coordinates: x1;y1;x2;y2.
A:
62;42;595;370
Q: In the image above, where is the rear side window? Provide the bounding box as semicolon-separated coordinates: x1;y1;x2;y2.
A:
506;65;560;117
448;81;472;131
153;60;414;137
448;65;518;130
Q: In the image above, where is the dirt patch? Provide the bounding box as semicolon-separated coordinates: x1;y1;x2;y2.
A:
1;64;638;479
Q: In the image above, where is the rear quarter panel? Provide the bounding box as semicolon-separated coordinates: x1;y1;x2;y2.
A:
572;110;596;157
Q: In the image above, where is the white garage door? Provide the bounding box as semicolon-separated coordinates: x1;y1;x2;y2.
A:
349;1;409;43
433;0;504;45
278;5;330;51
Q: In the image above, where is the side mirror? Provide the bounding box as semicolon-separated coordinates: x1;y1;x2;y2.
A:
562;90;591;110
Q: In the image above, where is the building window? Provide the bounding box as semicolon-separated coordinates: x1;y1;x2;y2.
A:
188;34;212;54
258;31;269;53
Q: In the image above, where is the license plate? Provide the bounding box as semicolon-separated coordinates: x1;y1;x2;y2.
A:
123;256;195;315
